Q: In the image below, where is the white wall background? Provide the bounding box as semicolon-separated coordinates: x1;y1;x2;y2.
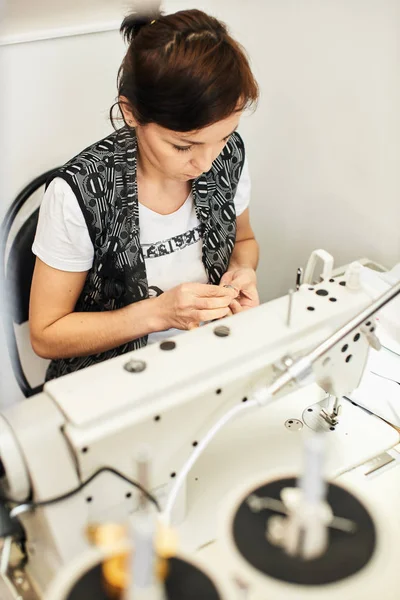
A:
0;0;399;405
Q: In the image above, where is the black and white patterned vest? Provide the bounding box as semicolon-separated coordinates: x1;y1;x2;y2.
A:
45;127;245;380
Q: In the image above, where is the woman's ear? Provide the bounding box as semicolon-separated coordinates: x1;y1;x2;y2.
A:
119;96;138;127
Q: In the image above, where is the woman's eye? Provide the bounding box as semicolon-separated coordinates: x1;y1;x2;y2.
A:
173;145;192;152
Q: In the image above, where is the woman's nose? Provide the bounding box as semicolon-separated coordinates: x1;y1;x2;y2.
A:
192;149;213;174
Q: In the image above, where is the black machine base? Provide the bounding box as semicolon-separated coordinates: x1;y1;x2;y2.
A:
65;556;221;600
232;477;376;586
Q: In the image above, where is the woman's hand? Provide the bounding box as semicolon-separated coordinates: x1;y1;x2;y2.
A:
155;282;238;330
220;267;259;311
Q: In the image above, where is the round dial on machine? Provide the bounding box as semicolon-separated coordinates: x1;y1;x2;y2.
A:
219;473;398;600
45;549;229;600
232;477;375;585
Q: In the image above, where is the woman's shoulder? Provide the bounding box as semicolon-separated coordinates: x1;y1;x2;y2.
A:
47;127;134;200
59;126;132;172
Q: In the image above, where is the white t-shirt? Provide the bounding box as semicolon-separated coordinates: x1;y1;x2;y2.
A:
32;159;251;343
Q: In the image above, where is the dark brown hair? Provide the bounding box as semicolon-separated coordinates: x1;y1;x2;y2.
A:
111;8;259;132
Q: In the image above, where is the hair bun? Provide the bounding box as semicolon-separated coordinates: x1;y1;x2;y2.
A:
120;2;161;43
120;15;150;43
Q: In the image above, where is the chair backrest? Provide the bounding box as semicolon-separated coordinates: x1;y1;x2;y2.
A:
0;170;58;397
6;208;40;325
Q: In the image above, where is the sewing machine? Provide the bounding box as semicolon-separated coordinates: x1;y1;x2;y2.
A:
0;251;400;599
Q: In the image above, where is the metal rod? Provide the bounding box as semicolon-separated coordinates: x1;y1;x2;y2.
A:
136;447;152;511
286;289;294;327
332;396;340;416
247;494;356;533
0;537;12;576
296;268;303;291
263;280;400;400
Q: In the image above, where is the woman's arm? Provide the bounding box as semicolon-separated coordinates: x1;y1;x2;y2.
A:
29;259;237;359
29;258;163;359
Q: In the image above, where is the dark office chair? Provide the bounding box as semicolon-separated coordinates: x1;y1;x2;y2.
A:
0;169;59;397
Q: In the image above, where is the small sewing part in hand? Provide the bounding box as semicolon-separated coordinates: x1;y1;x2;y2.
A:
223;284;240;295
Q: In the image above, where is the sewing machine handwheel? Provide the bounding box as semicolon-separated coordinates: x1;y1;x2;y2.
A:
231;477;376;585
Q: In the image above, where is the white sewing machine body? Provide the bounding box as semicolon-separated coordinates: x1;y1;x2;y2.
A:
1;266;400;599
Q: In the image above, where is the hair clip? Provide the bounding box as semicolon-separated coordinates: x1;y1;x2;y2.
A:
150;19;156;25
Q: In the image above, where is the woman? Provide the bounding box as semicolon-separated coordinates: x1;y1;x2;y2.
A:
30;8;260;381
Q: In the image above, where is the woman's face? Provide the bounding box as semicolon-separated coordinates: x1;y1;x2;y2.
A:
122;105;241;181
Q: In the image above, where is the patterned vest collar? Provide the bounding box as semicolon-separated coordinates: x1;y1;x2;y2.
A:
45;126;245;380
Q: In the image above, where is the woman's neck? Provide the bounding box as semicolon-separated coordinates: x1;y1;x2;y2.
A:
136;158;191;216
136;143;175;186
